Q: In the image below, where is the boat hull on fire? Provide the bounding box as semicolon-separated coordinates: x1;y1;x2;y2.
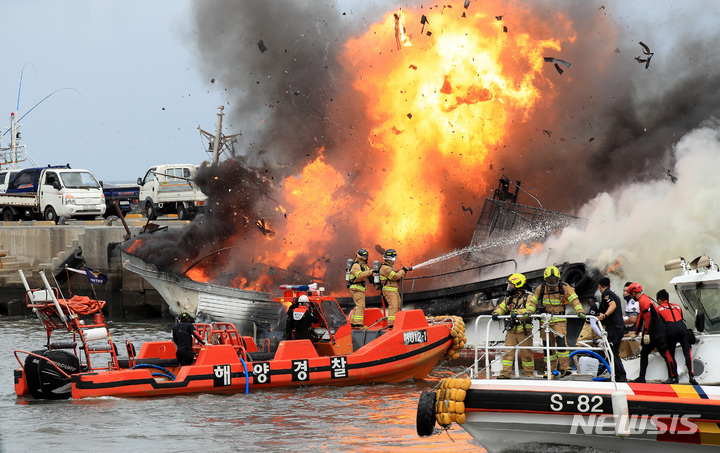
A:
122;251;281;335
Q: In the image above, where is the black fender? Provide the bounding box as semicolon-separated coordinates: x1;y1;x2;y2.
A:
416;390;438;437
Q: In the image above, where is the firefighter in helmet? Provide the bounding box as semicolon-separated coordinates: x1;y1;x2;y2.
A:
349;248;373;329
285;295;320;341
530;265;586;378
491;273;535;378
379;248;411;327
172;312;205;366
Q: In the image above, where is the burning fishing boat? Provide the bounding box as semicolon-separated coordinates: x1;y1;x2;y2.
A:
122;250;282;336
122;174;600;346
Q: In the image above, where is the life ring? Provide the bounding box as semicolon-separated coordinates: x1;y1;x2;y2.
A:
416;390;437;437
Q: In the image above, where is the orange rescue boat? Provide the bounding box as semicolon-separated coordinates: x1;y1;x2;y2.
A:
14;280;465;399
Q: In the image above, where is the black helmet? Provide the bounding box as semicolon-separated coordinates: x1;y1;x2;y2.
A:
383;249;397;261
180;312;192;322
357;248;369;260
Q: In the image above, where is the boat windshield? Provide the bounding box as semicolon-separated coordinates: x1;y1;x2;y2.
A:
679;286;720;332
61;171;101;189
320;300;347;334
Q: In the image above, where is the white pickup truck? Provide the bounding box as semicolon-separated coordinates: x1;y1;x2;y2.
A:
0;165;106;222
137;164;207;220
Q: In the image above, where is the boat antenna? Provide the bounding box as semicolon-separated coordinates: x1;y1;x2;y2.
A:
2;65;81;169
16;62;36;112
14;87;82;124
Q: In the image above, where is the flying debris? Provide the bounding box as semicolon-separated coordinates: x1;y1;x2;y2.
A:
462;205;473;215
393;10;411;50
257;40;268;53
211;78;215;83
542;129;552;137
666;169;678;184
635;41;654;69
256;219;275;237
495;16;503;20
464;0;470;9
420;15;429;33
544;57;571;74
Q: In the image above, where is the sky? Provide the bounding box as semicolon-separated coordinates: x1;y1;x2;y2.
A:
0;1;226;183
6;1;720;293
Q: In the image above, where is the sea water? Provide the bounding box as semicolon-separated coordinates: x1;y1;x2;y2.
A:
1;318;616;453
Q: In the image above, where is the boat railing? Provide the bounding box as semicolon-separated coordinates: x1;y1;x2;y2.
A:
472;314;618;382
401;259;517;294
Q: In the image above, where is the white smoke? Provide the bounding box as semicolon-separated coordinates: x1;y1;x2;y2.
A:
523;118;720;293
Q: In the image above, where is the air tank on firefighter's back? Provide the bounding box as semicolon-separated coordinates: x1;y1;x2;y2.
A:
345;259;354;287
373;260;381;290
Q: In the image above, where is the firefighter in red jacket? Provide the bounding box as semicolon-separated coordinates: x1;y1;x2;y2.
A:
628;283;676;383
379;248;411;327
492;273;535;378
348;248;373;329
529;265;586;377
656;289;697;385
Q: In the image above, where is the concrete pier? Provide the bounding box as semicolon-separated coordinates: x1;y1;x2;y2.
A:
0;216;179;319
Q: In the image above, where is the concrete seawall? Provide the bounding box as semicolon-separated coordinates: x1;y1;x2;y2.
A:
0;217;178;319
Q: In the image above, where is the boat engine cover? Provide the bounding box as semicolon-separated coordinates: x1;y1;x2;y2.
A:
24;350;80;400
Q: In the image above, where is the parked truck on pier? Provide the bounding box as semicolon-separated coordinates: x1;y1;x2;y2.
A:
0;165;106;222
101;182;139;217
137;164;207;220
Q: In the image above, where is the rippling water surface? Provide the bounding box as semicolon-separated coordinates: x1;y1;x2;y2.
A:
2;318;623;453
1;318;483;452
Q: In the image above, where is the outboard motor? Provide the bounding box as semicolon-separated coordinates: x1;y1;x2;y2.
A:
24;350;80;400
373;260;381;290
345;259;354;288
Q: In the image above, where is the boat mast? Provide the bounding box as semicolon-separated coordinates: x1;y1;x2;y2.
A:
0;111;25;169
197;105;242;165
10;111;20;169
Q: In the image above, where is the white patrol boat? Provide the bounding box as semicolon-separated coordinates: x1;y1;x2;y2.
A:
415;255;720;452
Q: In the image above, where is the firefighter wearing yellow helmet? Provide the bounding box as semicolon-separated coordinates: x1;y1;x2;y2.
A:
529;265;586;378
379;248;411;327
348;248;373;329
491;273;535;378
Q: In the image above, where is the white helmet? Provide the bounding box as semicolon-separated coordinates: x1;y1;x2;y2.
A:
298;295;310;303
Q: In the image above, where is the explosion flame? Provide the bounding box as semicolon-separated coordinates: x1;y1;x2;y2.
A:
126;0;720;296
